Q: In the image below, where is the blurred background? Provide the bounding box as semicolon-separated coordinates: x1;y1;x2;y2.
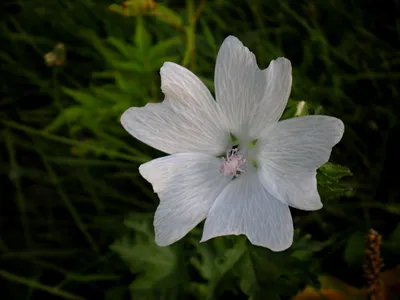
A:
1;0;399;299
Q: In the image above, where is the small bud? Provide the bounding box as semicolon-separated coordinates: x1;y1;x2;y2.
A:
295;101;308;117
44;43;66;67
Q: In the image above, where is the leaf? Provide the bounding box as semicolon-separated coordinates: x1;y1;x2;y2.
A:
114;72;138;93
281;99;299;120
110;214;188;299
150;4;183;27
111;60;143;72
92;70;117;79
317;163;353;200
62;88;96;107
190;243;215;281
190;237;246;298
134;17;151;51
236;231;323;299
344;231;366;267
44;106;82;132
91;86;128;104
107;36;136;59
319;163;353;180
386;223;400;252
148;37;181;61
108;4;125;15
80;30;122;62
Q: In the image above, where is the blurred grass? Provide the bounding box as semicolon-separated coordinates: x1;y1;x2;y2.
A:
1;0;399;299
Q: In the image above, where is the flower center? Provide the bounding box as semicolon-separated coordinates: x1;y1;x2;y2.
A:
220;146;248;177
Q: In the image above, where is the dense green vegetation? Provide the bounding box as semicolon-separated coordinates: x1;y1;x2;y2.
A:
1;0;399;299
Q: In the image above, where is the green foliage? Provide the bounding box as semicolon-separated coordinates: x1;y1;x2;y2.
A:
111;214;187;299
111;215;323;300
1;0;399;299
236;233;322;300
344;231;366;267
318;162;353;200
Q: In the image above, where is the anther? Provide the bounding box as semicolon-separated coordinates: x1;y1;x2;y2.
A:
220;147;247;177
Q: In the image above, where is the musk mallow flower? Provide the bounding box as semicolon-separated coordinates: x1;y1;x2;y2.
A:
120;36;344;251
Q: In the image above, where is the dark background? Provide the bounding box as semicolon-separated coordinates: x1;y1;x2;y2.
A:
1;0;399;299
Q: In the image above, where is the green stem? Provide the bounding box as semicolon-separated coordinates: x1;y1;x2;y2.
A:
0;270;86;300
4;130;32;247
52;69;105;211
1;119;149;163
1;249;85;259
182;26;195;68
182;0;206;69
35;146;100;253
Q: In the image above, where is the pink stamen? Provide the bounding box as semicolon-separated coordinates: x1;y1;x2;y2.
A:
220;148;247;177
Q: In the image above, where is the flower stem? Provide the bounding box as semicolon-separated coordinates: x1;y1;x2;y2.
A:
0;270;86;300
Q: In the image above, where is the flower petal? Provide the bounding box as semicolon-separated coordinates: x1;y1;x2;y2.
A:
160;62;216;112
201;172;293;251
214;36;292;139
139;153;231;246
121;63;229;155
257;115;344;210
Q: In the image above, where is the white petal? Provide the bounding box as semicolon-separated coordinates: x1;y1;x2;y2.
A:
257;115;344;210
161;62;216;112
121;63;229;155
201;172;293;251
214;36;292;139
139;153;231;246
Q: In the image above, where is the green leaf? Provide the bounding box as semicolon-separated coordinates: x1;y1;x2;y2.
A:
385;223;400;252
190;243;215;281
44;106;82;132
92;70;117;79
237;250;288;299
150;4;183;27
111;60;143;72
148;37;181;61
317;162;353;200
114;72;140;94
108;3;125;15
110;214;188;299
134;17;151;51
107;36;136;59
91;86;128;104
319;162;353;180
280;99;298;120
236;232;322;299
80;30;123;62
62;88;96;107
344;231;366;267
190;237;246;298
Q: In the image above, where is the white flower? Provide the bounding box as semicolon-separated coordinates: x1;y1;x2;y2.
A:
121;36;344;251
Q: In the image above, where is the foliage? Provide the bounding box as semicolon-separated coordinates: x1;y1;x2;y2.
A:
1;0;399;299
